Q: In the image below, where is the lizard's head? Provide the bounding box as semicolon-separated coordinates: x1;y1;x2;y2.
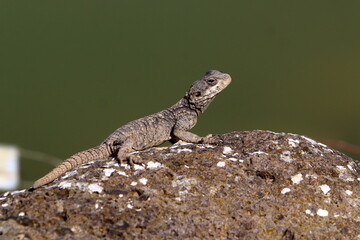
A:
187;70;232;113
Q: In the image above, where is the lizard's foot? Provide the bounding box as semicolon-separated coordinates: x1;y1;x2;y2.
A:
128;154;144;165
200;134;221;144
117;153;144;166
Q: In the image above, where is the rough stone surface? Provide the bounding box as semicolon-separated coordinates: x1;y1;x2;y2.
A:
0;130;359;240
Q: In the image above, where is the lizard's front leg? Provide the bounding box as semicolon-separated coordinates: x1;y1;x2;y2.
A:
172;129;216;144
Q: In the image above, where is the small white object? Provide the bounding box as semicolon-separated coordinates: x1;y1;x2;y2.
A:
58;181;73;189
134;164;145;171
288;139;299;147
336;166;347;171
0;145;19;190
104;169;116;177
345;190;353;196
305;209;314;216
147;161;163;169
223;146;233;155
88;183;103;193
216;161;226;167
1;203;9;207
291;173;303;184
228;157;237;162
117;171;128;177
316;209;329;217
18;212;25;217
130;181;138;186
281;188;291;194
177;148;192;153
139;178;148;185
319;184;331;194
127;203;133;209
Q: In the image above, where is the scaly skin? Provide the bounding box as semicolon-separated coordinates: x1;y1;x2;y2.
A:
32;70;232;188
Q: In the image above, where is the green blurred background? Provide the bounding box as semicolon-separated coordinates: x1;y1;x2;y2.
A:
1;1;359;188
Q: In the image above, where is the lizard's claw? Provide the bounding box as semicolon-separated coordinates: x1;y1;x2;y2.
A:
200;134;220;144
128;154;144;165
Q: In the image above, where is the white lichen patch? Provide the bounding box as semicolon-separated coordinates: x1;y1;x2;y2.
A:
345;190;353;196
281;188;291;194
288;138;300;147
176;148;193;153
223;146;233;155
316;209;329;217
319;184;331;194
103;168;116;177
130;181;138;186
147;161;163;169
139;178;148;185
58;181;73;189
305;209;314;216
291;173;303;184
117;171;128;177
280;151;294;163
134;164;145;171
88;183;103;193
217;161;226;167
336;165;355;182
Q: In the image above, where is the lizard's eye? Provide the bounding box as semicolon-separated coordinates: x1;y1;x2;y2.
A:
206;79;217;85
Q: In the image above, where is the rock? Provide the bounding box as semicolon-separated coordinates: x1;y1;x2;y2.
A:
0;130;359;239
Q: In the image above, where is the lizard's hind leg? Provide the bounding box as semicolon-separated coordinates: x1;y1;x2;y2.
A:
114;139;138;165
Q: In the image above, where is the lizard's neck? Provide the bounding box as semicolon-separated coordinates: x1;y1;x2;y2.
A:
170;94;211;116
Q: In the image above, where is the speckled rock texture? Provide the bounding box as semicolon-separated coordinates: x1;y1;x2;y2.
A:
0;130;359;240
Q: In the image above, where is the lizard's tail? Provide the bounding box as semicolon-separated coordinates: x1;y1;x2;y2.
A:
32;144;109;188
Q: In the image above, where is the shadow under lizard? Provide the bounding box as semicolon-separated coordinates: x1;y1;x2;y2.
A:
32;70;232;188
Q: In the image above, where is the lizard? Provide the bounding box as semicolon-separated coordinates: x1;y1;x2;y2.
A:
32;70;232;188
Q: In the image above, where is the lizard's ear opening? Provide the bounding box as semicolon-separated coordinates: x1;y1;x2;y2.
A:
193;91;201;97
